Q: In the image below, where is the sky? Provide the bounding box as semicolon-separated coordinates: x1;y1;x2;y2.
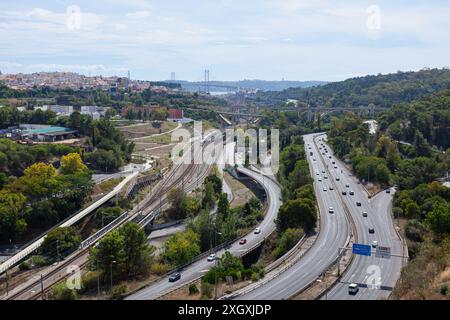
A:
0;0;449;81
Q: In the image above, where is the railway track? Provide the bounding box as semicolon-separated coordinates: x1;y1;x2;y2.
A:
5;145;213;300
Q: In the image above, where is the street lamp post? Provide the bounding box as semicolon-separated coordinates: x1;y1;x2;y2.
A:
110;260;117;292
214;231;222;300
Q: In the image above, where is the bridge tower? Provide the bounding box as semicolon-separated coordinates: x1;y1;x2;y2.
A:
204;69;210;93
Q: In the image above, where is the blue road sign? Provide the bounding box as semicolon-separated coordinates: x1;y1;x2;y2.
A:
352;243;372;256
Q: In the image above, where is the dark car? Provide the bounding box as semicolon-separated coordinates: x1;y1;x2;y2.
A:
386;189;391;194
342;191;347;195
369;228;375;234
356;202;362;206
169;272;181;282
349;191;355;195
239;239;247;245
362;211;368;217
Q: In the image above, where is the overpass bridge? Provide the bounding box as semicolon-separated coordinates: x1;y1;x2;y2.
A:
215;105;384;124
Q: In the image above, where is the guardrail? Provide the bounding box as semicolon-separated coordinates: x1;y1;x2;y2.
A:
79;211;129;250
147;219;184;231
0;172;138;275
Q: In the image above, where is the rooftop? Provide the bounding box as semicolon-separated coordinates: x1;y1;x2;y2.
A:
22;126;73;135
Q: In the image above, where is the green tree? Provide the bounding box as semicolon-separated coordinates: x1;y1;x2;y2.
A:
204;172;222;196
163;229;200;266
202;181;216;209
41;227;81;262
181;196;200;218
426;204;450;236
273;228;304;258
167;188;187;220
188;210;214;251
217;193;230;220
277;198;317;233
49;282;78;300
413;130;432;157
0;191;28;241
286;160;312;197
96;206;123;227
118;222;154;276
405;202;421;219
60;152;88;174
89;229;125;279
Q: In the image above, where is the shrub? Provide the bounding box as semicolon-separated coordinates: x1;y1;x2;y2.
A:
241;269;253;280
111;284;127;300
19;261;31;271
150;262;168;275
30;255;48;267
440;284;448;296
203;266;221;285
251;272;260;282
188;283;199;295
393;207;403;218
78;271;101;294
405;220;428;242
201;281;213;299
49;282;78;300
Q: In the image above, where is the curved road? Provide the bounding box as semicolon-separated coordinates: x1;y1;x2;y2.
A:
126;166;281;300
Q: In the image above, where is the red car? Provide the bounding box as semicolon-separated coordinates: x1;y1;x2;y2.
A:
239;239;247;245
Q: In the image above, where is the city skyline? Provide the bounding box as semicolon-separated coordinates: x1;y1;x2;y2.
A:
0;0;449;82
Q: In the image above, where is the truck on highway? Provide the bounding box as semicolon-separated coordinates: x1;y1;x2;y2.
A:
348;283;359;294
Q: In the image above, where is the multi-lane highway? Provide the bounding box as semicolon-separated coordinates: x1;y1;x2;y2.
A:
323;142;405;300
235;133;404;300
126;166;282;300
234;133;350;299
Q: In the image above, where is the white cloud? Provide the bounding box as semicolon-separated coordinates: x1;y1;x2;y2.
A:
0;1;449;80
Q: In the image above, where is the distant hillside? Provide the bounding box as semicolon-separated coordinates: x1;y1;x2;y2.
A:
168;80;327;92
252;68;450;108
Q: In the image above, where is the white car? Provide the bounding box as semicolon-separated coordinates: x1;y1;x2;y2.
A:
348;283;359;294
328;207;334;213
323;187;327;191
254;227;261;234
372;241;378;248
207;254;216;262
318;178;322;182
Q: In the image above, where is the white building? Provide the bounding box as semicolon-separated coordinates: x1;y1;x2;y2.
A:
81;106;97;113
81;110;101;120
41;105;73;116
